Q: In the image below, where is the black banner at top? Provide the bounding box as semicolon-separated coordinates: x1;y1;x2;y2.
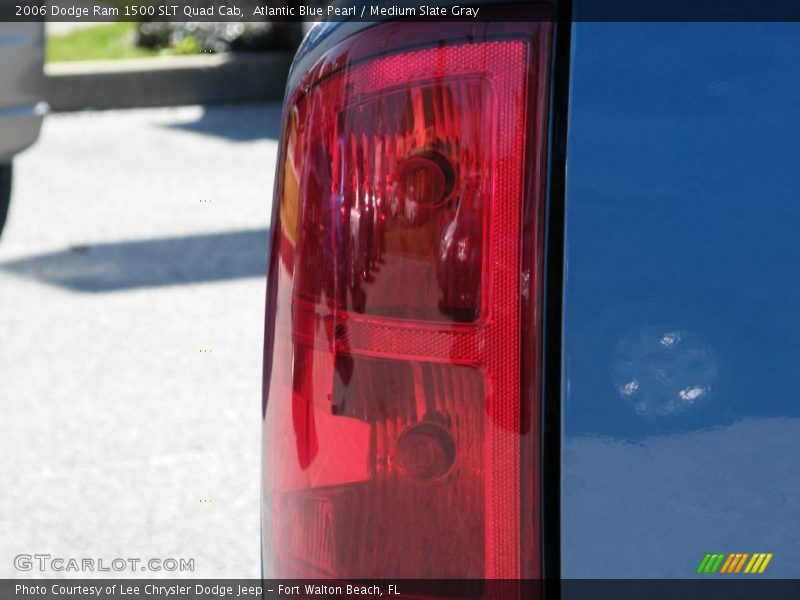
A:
6;0;800;23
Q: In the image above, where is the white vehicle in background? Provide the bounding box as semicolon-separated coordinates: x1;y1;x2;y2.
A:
0;19;46;237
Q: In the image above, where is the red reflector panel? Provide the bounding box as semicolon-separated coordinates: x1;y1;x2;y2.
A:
295;76;489;323
263;20;551;580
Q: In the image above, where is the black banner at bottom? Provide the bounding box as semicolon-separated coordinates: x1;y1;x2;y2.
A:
5;579;800;600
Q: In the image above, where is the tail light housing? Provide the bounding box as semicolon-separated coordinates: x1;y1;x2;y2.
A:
262;16;552;580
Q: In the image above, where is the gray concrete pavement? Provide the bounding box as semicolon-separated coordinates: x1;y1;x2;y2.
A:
0;104;281;578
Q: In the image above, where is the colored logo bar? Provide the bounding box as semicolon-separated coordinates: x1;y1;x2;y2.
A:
697;553;773;574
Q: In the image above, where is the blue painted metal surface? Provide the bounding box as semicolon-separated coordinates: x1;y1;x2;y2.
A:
562;21;800;577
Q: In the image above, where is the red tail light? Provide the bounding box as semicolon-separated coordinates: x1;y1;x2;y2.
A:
263;17;551;580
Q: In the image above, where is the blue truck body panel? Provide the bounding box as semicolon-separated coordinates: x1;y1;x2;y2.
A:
562;21;800;577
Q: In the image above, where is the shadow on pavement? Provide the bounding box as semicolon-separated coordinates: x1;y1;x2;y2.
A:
166;104;283;142
0;228;269;293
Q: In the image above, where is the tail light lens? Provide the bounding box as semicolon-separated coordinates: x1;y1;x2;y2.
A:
263;18;551;580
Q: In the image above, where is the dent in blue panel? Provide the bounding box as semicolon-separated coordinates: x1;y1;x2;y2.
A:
562;21;800;578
